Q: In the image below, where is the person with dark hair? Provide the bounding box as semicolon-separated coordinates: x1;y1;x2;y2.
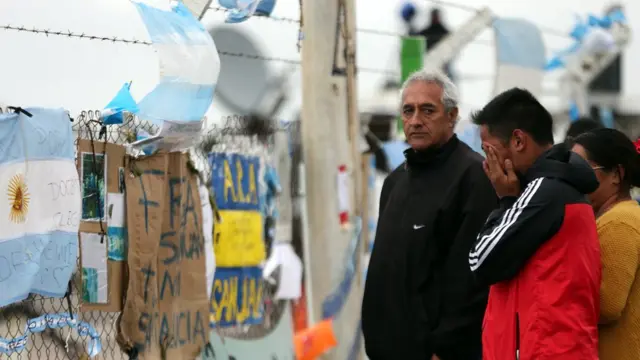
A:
403;7;453;79
565;117;603;143
571;128;640;360
468;87;600;360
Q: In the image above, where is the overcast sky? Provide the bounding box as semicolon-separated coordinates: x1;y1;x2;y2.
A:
0;0;636;125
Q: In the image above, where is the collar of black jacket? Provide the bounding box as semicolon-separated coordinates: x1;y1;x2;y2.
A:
524;143;599;194
403;134;459;170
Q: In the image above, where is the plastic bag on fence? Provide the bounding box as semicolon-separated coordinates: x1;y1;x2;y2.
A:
133;1;220;125
101;82;139;125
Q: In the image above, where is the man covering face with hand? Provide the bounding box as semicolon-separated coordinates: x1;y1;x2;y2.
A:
362;69;497;360
470;88;600;360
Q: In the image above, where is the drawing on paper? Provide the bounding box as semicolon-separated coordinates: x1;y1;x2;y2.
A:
81;153;107;221
7;173;30;224
82;268;99;303
107;226;127;261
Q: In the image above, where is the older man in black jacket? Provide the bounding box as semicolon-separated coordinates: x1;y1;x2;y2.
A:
362;69;498;360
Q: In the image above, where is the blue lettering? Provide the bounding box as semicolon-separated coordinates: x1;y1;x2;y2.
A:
138;175;160;234
182;180;199;229
159;313;170;346
141;264;155;305
159;270;180;300
177;312;186;346
159;231;203;264
193;311;206;343
160;232;178;265
168;177;184;230
137;311;151;351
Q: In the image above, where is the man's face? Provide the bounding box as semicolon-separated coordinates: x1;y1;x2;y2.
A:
402;81;457;151
479;125;518;172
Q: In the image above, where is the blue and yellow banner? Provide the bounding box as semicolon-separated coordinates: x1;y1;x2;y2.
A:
210;267;264;327
209;152;265;267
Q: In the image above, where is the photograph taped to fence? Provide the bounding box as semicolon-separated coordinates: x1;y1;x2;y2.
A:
80;232;108;304
0;108;80;307
80;152;107;222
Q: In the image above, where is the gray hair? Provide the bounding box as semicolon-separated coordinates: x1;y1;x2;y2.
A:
400;68;459;112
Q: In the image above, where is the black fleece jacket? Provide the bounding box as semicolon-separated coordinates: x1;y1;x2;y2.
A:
362;136;498;360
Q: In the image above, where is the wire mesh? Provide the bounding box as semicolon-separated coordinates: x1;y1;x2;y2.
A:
0;110;293;359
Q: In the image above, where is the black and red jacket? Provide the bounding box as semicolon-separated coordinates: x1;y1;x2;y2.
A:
469;144;601;360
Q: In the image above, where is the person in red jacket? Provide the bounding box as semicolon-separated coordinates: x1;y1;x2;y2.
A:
469;88;601;360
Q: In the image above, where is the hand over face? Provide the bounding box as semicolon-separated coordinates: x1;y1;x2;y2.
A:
482;144;520;198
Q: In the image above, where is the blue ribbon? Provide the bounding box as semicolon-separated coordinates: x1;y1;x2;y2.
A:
0;313;102;357
321;217;363;320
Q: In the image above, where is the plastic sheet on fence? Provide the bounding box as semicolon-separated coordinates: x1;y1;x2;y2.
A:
0;313;101;357
133;1;220;125
0;108;80;307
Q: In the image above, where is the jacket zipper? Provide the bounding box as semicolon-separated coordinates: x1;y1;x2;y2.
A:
515;312;520;360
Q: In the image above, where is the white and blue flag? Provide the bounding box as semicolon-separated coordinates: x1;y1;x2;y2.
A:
133;1;220;125
0;108;80;307
493;18;546;98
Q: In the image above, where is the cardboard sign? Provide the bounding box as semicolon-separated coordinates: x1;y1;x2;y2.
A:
119;152;209;359
209;152;265;267
77;139;127;313
210;267;264;327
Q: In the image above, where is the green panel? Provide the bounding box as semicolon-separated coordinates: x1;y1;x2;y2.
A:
397;36;425;135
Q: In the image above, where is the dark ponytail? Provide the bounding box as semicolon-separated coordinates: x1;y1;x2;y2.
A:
573;128;640;189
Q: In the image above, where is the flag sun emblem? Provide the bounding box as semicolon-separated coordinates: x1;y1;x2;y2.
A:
8;174;30;224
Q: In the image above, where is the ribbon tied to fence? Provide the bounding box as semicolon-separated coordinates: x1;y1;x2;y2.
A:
0;313;102;357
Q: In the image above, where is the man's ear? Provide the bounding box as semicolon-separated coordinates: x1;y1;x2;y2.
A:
448;107;459;128
511;129;527;151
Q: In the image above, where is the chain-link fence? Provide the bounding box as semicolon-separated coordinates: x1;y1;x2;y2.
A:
0;109;292;359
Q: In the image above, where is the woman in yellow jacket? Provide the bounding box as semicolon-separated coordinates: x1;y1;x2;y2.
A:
572;128;640;360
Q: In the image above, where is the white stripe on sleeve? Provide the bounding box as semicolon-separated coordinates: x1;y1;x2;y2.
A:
469;178;544;270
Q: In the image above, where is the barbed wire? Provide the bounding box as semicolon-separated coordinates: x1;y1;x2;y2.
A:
0;24;304;66
0;24;152;45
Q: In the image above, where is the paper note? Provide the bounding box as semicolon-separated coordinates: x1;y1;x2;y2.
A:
81;233;108;304
106;192;125;227
263;242;303;300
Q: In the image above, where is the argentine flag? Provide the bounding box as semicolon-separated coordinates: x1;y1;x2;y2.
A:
0;108;80;307
134;1;220;125
493;18;546;98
